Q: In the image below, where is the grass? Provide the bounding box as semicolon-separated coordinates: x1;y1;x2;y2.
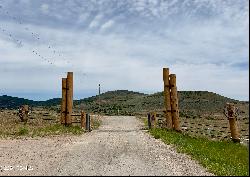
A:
17;126;29;136
149;128;249;176
2;124;84;138
91;116;102;130
0;110;102;138
31;124;84;137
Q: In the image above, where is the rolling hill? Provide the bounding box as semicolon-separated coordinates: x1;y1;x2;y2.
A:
0;95;61;109
0;90;248;118
74;90;249;117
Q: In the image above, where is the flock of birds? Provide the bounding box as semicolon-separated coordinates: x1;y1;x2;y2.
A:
0;4;87;82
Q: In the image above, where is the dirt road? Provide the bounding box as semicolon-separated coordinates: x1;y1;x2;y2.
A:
0;116;213;176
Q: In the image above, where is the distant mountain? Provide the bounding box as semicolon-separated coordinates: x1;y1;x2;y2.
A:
1;90;248;118
0;95;61;109
0;95;38;109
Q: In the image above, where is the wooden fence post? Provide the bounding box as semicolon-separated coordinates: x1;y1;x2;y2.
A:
81;111;86;129
61;78;67;124
147;113;151;129
66;72;73;125
225;103;240;143
154;112;157;128
163;68;173;129
151;112;157;128
86;113;91;131
169;74;181;132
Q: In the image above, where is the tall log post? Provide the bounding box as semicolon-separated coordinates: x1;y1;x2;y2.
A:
225;103;240;143
163;68;173;129
169;74;181;132
61;78;67;124
66;72;73;125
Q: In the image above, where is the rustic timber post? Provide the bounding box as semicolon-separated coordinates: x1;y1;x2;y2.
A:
169;74;181;132
224;103;240;143
150;112;156;128
81;111;86;129
163;68;173;129
66;72;73;125
153;112;157;128
86;113;91;132
61;78;67;124
147;113;151;129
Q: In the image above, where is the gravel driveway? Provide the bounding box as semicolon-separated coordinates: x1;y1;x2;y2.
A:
0;116;213;176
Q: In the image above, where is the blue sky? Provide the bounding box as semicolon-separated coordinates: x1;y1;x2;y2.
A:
0;0;249;101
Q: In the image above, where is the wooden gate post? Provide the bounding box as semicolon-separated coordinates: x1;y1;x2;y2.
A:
163;68;173;129
86;113;91;132
66;72;73;125
169;74;181;132
61;78;67;124
81;111;86;129
224;103;240;143
147;113;151;129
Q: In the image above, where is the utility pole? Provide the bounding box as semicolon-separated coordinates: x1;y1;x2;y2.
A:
98;84;101;113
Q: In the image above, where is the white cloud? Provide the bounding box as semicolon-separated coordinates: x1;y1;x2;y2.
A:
89;14;103;28
100;20;115;31
175;63;249;101
40;3;49;14
0;0;248;101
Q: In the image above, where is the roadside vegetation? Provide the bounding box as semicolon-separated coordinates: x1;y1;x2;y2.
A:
0;109;102;138
1;124;84;138
149;128;249;176
20;124;83;137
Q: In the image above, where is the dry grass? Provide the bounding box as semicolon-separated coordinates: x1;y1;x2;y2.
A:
0;108;101;138
179;115;249;144
140;112;249;144
0;108;55;137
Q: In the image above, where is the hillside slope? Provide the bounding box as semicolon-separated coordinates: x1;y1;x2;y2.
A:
1;90;248;118
74;90;249;117
0;95;60;109
0;95;38;109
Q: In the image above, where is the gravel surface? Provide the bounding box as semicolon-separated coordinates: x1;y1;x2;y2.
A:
0;116;213;176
